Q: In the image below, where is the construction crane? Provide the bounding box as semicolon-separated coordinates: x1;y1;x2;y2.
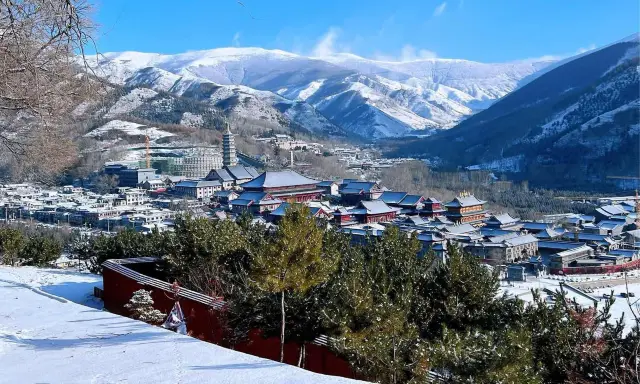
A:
145;129;151;169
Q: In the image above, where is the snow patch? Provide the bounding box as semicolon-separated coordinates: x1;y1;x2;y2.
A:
0;267;362;384
104;88;158;118
86;120;174;141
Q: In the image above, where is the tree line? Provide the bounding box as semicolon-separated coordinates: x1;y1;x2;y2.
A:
0;224;65;266
65;207;639;384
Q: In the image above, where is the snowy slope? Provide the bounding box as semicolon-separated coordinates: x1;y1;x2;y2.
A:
394;36;640;187
88;47;555;138
86;119;175;141
0;267;364;384
104;87;158;118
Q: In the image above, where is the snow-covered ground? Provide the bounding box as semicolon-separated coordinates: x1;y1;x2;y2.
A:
0;267;363;383
86;119;175;141
500;271;640;333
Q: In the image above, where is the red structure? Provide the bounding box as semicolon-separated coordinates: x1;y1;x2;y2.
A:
550;258;640;275
102;258;355;379
444;193;487;225
239;170;323;203
349;200;399;224
421;197;446;217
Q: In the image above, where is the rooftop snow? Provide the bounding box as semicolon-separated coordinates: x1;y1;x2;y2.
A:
445;195;486;208
240;170;319;189
0;267;362;384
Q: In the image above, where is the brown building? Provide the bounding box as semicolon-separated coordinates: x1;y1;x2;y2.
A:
444;193;487;225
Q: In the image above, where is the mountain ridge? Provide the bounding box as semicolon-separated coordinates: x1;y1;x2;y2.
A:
88;47;555;138
389;36;640;189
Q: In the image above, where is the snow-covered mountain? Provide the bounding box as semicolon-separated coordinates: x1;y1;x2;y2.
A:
88;48;555;139
393;34;640;189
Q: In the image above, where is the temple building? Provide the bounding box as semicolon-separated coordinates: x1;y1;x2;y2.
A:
420;197;446;217
231;191;282;215
223;122;237;167
239;170;322;203
444;192;487;225
349;200;399;224
206;164;260;189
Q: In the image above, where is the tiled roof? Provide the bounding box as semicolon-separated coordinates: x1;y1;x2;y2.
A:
240;170;319;189
399;194;424;207
486;213;519;225
231;199;253;207
237;191;269;202
503;234;538;246
379;191;407;204
444;195;486;208
535;228;562;239
443;223;477;234
596;204;628;217
340;188;363;195
356;200;397;214
211;168;234;182
342;181;379;193
226;165;259;180
176;180;221;188
521;222;552;231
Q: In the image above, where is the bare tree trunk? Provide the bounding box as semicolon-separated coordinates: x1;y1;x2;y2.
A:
297;342;306;368
280;290;285;363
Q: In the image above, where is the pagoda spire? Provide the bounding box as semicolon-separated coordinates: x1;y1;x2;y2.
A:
222;120;237;167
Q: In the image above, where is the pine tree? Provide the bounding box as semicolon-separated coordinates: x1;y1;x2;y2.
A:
124;289;165;324
0;227;25;266
411;243;500;340
19;235;62;266
251;204;339;362
325;226;424;383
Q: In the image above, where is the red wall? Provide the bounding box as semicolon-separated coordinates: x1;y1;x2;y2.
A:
102;268;356;379
550;258;640;275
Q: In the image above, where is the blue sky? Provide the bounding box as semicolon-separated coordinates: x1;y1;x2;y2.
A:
91;0;639;62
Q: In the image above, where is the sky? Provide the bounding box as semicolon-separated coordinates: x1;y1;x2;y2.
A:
91;0;640;62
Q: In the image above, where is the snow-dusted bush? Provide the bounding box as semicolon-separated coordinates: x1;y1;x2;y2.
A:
124;289;165;324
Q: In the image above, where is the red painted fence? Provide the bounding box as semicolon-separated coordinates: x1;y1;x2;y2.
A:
550;258;640;275
101;259;355;379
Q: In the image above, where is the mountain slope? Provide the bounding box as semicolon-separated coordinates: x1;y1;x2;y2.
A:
89;48;554;138
391;35;640;189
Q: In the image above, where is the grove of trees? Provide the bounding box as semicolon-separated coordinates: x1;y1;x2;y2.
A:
66;207;639;384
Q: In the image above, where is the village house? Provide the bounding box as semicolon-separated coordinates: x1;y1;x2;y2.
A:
547;243;595;271
317;180;339;196
444;193;487;225
230;191;282;215
239;170;322;203
594;204;628;222
213;190;239;205
464;233;539;265
332;207;358;227
268;202;332;223
484;213;521;229
141;179;166;191
339;180;384;205
174;180;222;199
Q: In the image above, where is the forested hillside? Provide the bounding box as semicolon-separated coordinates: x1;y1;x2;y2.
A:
390;36;640;189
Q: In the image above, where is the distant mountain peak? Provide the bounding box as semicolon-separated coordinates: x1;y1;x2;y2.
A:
88;46;559;139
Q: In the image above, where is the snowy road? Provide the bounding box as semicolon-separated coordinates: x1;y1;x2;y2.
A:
0;267;364;384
